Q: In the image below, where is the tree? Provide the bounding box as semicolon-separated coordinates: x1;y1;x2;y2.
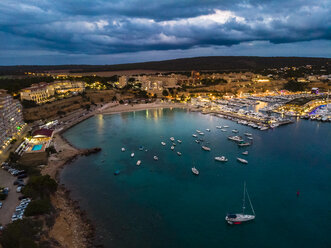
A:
162;89;169;96
22;175;57;199
284;80;307;92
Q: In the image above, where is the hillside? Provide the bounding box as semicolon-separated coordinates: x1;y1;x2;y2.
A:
0;56;330;75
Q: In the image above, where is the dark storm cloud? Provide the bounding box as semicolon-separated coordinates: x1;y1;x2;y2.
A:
0;0;330;64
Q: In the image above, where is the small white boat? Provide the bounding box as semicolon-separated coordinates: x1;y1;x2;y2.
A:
237;157;248;164
216;126;222;129
215;156;228;162
170;137;175;141
225;182;255;224
196;130;201;133
260;127;269;131
206;129;211;132
223;125;229;128
244;132;252;136
172;143;176;146
247;137;253;140
161;142;166;146
131;153;135;158
136;160;141;166
201;146;211;151
221;129;227;132
177;140;182;143
192;134;197;137
199;132;204;135
171;146;175;150
195;140;200;143
121;147;126;152
242;151;248;155
232;129;239;133
177;152;182;156
192;167;199;175
238;142;250;147
153;156;158;161
228;136;243;142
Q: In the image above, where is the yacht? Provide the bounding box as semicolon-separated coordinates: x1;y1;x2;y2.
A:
136;160;141;166
192;134;198;137
206;129;211;132
225;182;255;224
232;129;239;133
177;152;182;156
153;156;158;161
177;140;182;144
131;153;135;158
242;151;248;155
237;157;248;164
161;142;166;146
215;156;228;162
228;136;243;142
192;167;199;175
171;146;175;150
121;147;126;152
216;126;222;129
201;146;211;151
170;137;175;141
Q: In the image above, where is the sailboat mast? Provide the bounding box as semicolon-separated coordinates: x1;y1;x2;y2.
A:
246;186;256;216
242;181;246;214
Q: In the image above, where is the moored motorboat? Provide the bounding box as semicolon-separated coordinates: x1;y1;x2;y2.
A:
136;160;141;166
139;146;144;151
192;167;199;175
131;153;135;157
238;142;250;147
228;136;243;142
172;142;176;146
201;146;211;151
232;129;239;133
177;152;182;156
242;151;248;155
177;140;182;143
199;132;204;135
215;156;228;162
221;129;227;132
223;125;229;128
171;146;175;150
121;147;126;152
206;128;211;132
216;126;222;129
161;142;166;146
247;137;253;140
153;156;158;161
244;132;252;136
195;140;200;143
170;137;175;141
237;157;248;164
192;134;197;137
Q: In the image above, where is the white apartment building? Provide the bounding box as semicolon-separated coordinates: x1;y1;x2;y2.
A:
0;90;25;151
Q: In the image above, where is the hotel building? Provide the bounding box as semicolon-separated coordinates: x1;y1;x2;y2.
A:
0;90;25;152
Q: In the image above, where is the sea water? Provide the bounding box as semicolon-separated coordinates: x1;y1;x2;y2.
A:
61;108;331;248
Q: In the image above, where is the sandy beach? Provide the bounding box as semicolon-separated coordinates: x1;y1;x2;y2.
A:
41;102;193;248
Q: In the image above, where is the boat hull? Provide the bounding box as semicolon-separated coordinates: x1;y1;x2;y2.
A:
225;214;255;224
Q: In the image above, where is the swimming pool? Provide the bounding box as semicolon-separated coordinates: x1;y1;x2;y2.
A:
31;144;43;151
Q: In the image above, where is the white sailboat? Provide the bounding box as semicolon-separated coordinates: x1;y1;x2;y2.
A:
225;182;255;224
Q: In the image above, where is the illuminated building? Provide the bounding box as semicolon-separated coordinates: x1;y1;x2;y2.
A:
0;90;25;151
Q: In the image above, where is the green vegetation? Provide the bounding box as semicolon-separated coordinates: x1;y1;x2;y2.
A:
162;89;169;96
21;175;57;199
24;198;52;216
0;219;42;248
283;80;308;92
200;78;227;86
0;77;54;94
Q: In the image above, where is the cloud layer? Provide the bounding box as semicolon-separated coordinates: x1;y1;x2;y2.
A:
0;0;330;64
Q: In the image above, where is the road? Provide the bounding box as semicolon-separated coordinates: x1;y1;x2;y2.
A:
0;169;21;226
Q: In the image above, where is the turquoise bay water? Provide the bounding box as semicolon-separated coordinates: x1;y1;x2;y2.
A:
61;108;331;248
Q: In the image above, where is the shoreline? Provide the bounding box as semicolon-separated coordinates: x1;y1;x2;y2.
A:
43;102;194;247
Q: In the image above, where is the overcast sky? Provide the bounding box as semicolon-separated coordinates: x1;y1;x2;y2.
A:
1;0;330;65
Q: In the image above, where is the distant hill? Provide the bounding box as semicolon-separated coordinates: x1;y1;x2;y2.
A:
0;56;330;75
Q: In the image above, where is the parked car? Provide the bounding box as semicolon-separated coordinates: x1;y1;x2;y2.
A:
13;179;24;185
0;201;3;208
17;174;27;179
16;186;22;193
